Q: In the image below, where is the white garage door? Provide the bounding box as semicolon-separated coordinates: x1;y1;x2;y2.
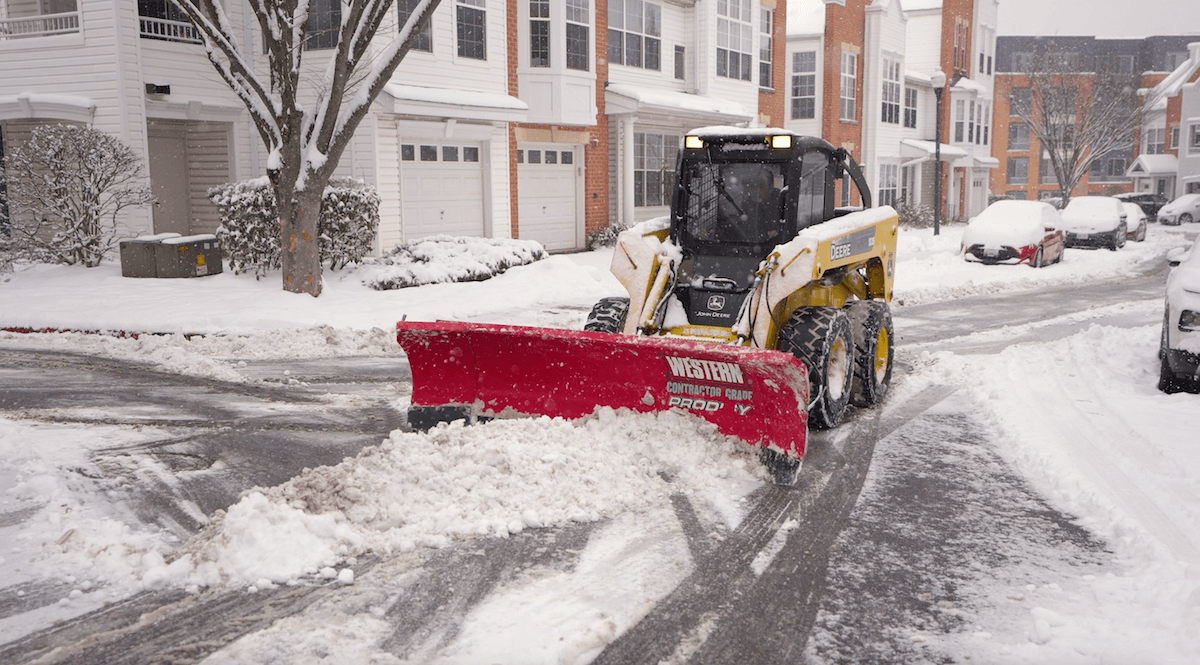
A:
518;144;581;251
400;142;485;238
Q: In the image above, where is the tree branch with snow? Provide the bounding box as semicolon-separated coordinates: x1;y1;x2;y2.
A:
170;0;442;296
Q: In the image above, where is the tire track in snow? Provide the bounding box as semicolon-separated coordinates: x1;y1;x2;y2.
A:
592;385;956;665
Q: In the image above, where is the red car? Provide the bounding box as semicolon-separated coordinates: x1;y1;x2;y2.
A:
961;200;1066;267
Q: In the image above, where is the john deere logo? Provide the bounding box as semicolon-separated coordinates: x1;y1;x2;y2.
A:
707;295;726;311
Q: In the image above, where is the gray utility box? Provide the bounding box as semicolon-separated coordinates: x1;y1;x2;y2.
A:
119;233;182;278
155;234;223;278
118;233;223;278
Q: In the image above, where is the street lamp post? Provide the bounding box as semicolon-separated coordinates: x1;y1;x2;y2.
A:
931;69;946;236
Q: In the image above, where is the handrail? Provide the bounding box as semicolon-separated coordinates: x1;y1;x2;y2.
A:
139;16;202;45
0;11;80;40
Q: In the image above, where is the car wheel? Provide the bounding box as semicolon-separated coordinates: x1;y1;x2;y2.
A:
777;307;854;430
1158;353;1181;394
1110;225;1125;250
1031;246;1044;268
1182;213;1194;225
1136;223;1146;242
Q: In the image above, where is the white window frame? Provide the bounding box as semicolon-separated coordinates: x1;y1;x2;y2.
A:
759;7;773;88
1146;126;1165;155
565;0;590;71
878;163;899;206
634;132;679;207
609;0;661;70
398;0;433;52
840;50;857;122
717;0;753;81
903;87;917;128
954;99;965;143
456;0;487;61
791;51;816;120
881;58;901;124
1190;124;1200;156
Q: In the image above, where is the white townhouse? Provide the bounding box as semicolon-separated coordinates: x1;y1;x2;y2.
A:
1128;41;1200;199
602;0;782;228
783;0;997;221
0;0;527;252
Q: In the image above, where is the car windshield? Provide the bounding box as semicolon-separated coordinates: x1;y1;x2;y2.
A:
1065;198;1116;215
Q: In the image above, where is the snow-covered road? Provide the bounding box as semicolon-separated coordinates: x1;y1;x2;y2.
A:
1;222;1198;663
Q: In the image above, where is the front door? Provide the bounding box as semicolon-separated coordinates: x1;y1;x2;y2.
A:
147;124;191;235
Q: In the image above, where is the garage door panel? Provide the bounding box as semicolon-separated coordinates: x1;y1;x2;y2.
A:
401;141;485;239
518;144;580;252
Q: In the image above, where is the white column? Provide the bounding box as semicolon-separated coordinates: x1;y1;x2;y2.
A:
622;114;637;227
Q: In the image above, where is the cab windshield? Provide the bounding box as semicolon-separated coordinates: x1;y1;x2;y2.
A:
676;149;830;255
681;161;786;247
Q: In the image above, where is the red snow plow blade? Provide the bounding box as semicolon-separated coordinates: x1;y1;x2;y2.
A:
396;321;811;457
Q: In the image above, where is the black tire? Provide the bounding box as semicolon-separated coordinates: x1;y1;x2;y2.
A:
1109;224;1126;251
1136;223;1147;242
1158;352;1182;394
584;297;630;333
777;307;854;430
1182;213;1194;225
844;300;895;407
1031;246;1044;268
1159;311;1180;393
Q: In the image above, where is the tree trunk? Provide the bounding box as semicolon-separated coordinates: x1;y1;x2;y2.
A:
277;185;323;297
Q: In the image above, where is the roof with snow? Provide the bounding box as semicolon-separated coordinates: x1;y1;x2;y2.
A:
0;92;95;123
380;84;528;122
604;84;752;123
787;0;825;36
901;139;969;163
1148;42;1200;110
1128;153;1179;176
902;0;943;11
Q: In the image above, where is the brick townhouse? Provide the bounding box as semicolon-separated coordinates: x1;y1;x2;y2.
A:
990;34;1197;203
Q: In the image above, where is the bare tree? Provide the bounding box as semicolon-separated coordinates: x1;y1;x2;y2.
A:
171;0;441;296
1007;43;1154;206
2;124;154;267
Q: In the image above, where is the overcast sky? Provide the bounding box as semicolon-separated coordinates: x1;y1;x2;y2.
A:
996;0;1200;38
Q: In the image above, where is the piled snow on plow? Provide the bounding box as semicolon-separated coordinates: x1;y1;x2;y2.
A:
166;409;764;588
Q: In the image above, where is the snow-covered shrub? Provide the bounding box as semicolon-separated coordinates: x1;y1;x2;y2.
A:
896;200;935;229
1;124;154;267
210;178;280;279
361;235;547;290
319;178;379;271
586;220;629;249
210;177;380;278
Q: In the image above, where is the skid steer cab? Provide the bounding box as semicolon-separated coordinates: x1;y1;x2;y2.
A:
396;128;898;485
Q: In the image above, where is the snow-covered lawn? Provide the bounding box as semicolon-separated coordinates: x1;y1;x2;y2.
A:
1;222;1198;663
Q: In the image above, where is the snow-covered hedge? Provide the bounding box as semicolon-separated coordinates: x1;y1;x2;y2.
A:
209;177;380;278
361;235;547;290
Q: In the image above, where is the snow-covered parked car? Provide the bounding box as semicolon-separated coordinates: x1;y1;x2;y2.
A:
1160;243;1200;393
961;200;1065;267
1157;194;1200;226
1115;192;1168;218
1059;196;1127;250
1121;202;1148;242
